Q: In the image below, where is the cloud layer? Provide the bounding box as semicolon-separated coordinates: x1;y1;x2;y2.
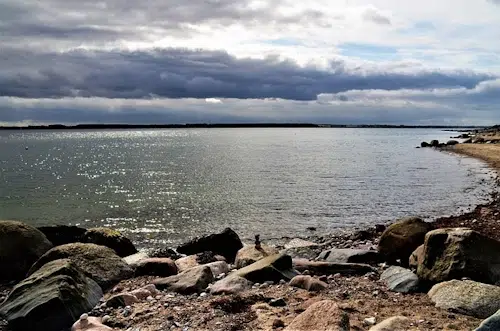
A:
1;0;500;124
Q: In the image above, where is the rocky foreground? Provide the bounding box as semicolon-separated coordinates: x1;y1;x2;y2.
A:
2;142;500;331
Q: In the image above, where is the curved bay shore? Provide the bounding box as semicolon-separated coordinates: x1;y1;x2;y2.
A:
2;142;500;331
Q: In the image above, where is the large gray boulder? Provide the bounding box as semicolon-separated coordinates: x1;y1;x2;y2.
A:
154;265;214;294
0;220;53;281
428;280;500;318
29;243;133;291
378;217;432;266
82;227;137;257
233;254;297;283
177;228;243;262
318;249;381;264
0;259;102;331
417;228;500;284
380;266;419;293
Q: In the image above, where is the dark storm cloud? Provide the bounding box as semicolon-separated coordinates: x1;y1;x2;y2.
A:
0;0;328;45
0;48;494;101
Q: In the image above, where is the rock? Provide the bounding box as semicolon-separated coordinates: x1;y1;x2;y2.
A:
447;140;459;145
378;217;432;266
380;266;420;293
430;140;439;147
148;247;182;260
463;138;473;144
369;316;411;331
175;255;200;272
0;259;102;331
153;265;214;294
417;228;500;284
177;228;243;262
210;276;253;295
204;261;230;278
28;243;133;291
269;298;286;307
0;220;53;281
318;249;381;265
284;300;349;331
82;227;137;257
473;137;485;144
235;244;279;269
289;275;327;292
282;245;322;260
428;280;500;318
233;254;297;283
105;293;139;308
131;257;178;277
293;259;376;276
72;316;112;331
123;251;150;266
475;309;500;331
38;225;87;246
363;317;377;326
421;141;430;147
409;244;424;270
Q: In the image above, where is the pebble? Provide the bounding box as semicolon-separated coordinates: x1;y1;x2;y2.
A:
363;317;376;326
102;315;110;324
302;270;310;275
199;292;207;298
146;296;154;301
259;283;269;289
279;279;287;285
269;298;287;307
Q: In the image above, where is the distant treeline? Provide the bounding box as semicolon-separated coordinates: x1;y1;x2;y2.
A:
0;123;486;130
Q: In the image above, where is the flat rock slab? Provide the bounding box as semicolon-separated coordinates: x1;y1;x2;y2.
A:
235;244;279;269
154;265;214;294
233;254;297;283
428;280;500;318
284;300;349;331
0;259;103;331
289;275;327;292
380;266;420;293
293;259;376;276
318;249;381;264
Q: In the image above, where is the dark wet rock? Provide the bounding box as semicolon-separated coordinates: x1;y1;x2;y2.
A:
380;266;419;293
177;228;243;262
428;280;500;318
37;225;87;246
82;228;137;257
235;244;279;269
233;254;297;283
417;228;500;284
421;141;430;147
378;217;432;266
463;138;473;144
473;137;485;144
154;265;214;294
131;257;178;277
318;249;381;265
105;293;139;308
289;275;327;292
210;276;253;295
269;298;287;307
430;140;440;147
284;300;349;331
0;259;102;331
29;243;133;291
0;220;53;281
147;247;182;260
293;259;376;276
447;140;459;146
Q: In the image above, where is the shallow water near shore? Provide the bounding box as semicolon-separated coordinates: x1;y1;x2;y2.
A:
0;128;496;248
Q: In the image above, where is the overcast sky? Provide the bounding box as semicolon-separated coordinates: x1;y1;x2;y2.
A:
1;0;500;125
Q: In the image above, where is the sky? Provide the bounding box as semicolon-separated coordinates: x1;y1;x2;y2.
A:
1;0;500;125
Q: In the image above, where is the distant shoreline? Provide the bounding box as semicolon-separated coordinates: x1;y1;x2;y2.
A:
0;123;484;130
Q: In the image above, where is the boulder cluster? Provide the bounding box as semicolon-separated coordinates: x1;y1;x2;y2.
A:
1;218;500;330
